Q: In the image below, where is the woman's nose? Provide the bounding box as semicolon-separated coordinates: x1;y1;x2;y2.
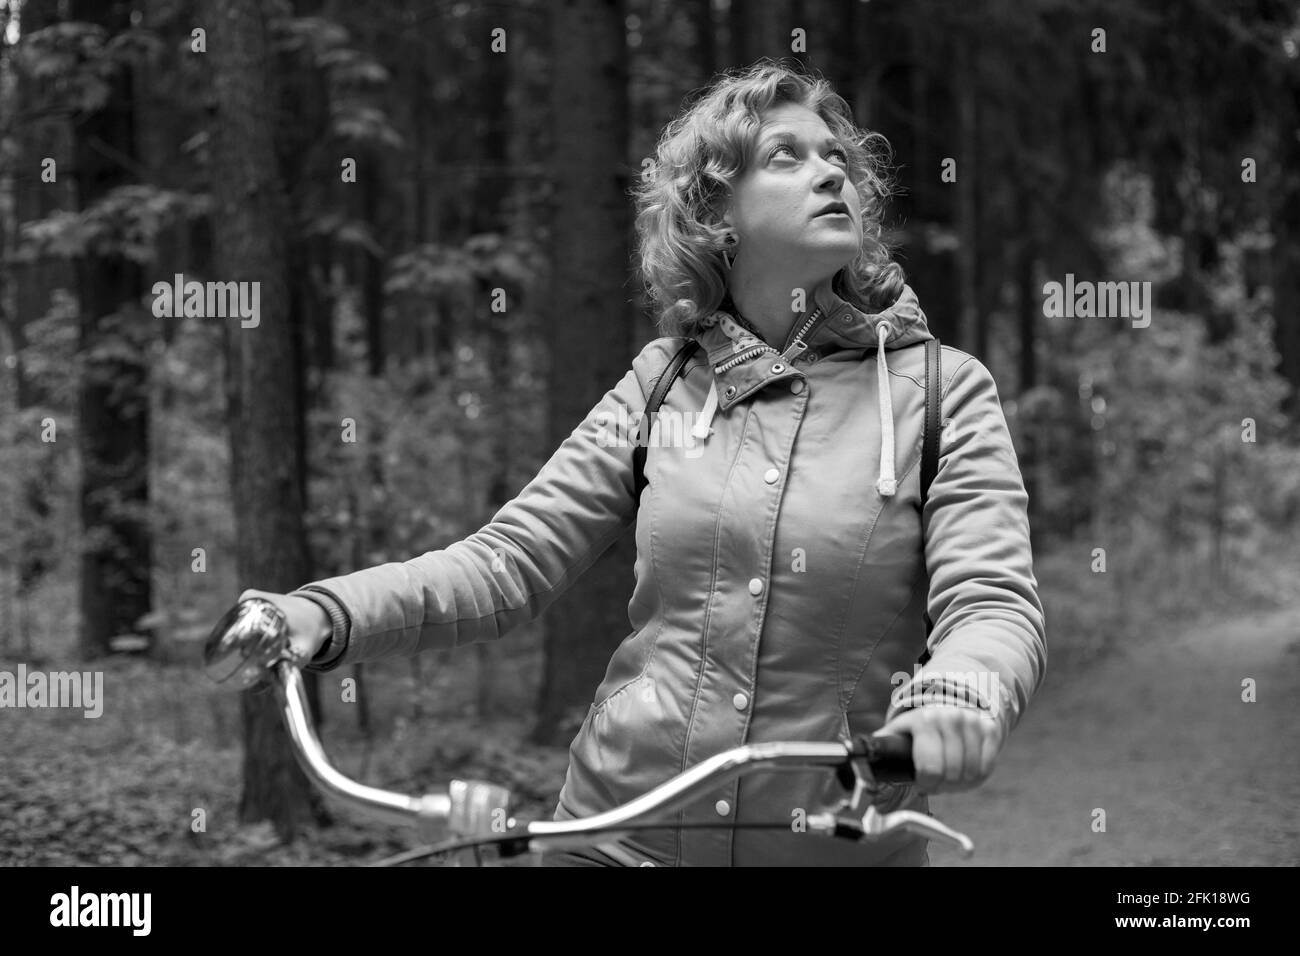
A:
814;159;847;191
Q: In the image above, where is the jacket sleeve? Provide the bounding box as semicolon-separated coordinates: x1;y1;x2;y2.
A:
288;340;682;667
886;353;1048;739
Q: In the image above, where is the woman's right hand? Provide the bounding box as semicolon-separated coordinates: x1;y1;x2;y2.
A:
238;588;332;664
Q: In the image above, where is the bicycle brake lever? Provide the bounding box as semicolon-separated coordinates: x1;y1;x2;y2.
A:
860;805;975;858
831;744;890;816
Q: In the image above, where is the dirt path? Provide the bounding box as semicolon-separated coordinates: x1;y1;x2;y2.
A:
927;603;1300;866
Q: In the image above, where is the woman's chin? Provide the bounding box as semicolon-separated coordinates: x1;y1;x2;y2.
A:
797;246;860;275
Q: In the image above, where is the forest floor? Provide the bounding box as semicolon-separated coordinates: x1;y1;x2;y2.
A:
2;563;1298;867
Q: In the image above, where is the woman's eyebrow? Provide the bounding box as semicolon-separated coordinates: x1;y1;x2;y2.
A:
760;130;846;151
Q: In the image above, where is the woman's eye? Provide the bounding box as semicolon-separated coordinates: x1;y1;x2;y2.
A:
771;144;849;165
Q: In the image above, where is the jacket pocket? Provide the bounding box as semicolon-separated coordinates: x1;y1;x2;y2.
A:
590;628;661;715
574;669;682;828
591;672;648;716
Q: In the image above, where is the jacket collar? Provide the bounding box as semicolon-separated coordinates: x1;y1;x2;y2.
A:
686;281;934;500
691;281;934;413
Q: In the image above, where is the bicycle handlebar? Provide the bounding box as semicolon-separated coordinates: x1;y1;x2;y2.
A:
205;598;975;860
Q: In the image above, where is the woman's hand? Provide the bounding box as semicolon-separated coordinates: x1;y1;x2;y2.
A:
874;705;1006;795
237;588;333;664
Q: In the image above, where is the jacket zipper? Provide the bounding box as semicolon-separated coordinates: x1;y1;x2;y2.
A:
712;306;826;374
780;306;826;358
714;342;777;373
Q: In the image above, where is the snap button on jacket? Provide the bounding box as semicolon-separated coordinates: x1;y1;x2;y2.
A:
296;282;1048;866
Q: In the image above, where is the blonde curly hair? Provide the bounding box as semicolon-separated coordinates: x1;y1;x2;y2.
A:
633;59;906;338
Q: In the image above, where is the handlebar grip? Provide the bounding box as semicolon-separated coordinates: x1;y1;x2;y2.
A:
850;733;914;783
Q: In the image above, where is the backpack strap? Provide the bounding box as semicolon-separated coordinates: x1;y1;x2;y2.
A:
919;336;942;661
921;337;942;508
633;339;701;504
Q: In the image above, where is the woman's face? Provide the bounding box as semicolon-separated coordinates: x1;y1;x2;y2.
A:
721;101;863;279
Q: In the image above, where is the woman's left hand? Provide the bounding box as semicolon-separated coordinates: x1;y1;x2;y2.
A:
874;705;1007;795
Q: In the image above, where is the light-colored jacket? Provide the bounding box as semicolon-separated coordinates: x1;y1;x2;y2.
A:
293;281;1047;866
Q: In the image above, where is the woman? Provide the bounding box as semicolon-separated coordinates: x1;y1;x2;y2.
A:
244;61;1046;866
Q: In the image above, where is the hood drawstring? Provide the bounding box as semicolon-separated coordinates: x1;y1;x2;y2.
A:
694;313;901;501
693;310;759;441
874;321;897;497
693;379;719;440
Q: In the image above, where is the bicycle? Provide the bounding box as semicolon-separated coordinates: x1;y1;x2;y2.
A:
204;597;976;866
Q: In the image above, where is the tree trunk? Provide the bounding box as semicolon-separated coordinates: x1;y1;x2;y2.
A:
6;0;67;657
1273;79;1300;425
346;485;372;738
70;0;152;658
532;0;634;746
953;38;978;357
357;150;385;735
682;0;715;83
1017;201;1042;548
814;0;870;116
204;0;321;841
729;0;790;65
877;0;959;344
470;14;511;719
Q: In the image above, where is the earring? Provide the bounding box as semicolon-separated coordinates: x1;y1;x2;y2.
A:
722;232;737;271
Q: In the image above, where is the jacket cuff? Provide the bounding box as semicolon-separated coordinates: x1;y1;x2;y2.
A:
289;586;352;671
887;674;1000;723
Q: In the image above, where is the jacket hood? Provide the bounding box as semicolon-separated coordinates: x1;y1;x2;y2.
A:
689;282;934;498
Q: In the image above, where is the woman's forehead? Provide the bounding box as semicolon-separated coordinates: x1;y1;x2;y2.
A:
756;102;830;135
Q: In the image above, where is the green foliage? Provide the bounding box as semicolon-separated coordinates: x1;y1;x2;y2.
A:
270;15;403;149
387;235;545;300
9;289;79;407
304;343;547;573
1081;310;1289;534
1081;164;1291;542
16;21;163;115
17;186;209;263
304;212;383;257
146;316;235;594
329;103;405;150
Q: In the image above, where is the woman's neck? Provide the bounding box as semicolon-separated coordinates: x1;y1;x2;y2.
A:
725;272;835;347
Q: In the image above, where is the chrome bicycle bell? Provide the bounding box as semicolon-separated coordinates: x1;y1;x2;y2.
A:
204;598;293;689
